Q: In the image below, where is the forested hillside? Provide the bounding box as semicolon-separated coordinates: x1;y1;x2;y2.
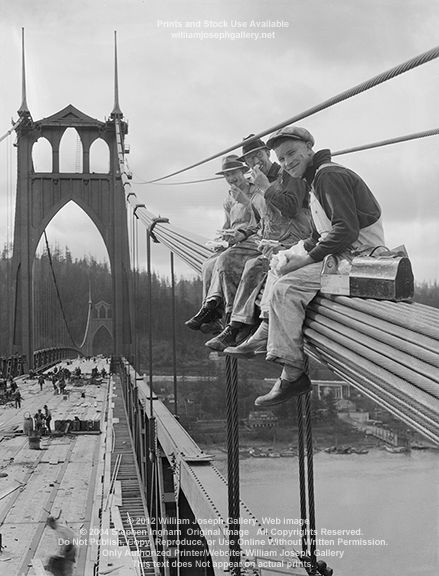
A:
0;245;438;370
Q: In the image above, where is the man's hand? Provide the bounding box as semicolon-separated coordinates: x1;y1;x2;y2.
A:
227;230;247;245
229;184;250;204
251;166;270;193
258;239;281;260
276;254;314;276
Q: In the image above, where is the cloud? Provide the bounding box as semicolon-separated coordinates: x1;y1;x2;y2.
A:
0;0;438;283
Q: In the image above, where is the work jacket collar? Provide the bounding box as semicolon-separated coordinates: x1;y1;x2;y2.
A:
305;149;332;185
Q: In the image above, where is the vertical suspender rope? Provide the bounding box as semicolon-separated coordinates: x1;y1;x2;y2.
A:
135;216;140;369
132;210;138;369
297;396;309;558
297;390;318;574
304;392;317;568
225;355;241;576
170;252;178;417
146;229;155;466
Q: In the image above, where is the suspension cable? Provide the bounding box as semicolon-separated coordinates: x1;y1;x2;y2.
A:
0;118;23;144
78;281;93;349
132;126;439;188
333;126;439;157
142;44;439;183
134;176;222;186
115;118;211;274
43;231;77;347
42;231;94;350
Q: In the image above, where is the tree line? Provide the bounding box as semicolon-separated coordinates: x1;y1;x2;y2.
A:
0;244;438;371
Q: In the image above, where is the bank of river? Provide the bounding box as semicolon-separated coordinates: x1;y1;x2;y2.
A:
208;448;439;576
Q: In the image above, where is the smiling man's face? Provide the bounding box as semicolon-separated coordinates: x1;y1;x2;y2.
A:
274;139;313;178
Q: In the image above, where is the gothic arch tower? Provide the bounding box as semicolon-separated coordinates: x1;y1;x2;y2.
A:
11;32;132;368
83;300;114;357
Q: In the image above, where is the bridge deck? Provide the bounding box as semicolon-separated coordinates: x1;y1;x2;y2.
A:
0;358;153;576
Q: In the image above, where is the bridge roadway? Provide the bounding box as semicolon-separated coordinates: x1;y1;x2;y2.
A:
0;358;156;576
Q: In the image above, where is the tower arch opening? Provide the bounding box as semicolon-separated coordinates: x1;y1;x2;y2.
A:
59;127;83;173
33;200;112;352
32;137;53;172
89;138;110;173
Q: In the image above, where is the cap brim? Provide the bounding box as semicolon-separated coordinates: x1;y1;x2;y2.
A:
267;134;310;149
237;145;269;161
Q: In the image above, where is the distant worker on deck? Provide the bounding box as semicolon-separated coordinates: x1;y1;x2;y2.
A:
38;374;45;391
44;404;52;434
34;408;45;433
205;134;312;351
45;516;77;576
14;388;22;409
185;154;265;332
58;378;66;394
252;126;385;407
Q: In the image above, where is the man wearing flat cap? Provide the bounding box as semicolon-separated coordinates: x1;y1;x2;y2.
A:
253;125;385;407
185;154;264;332
205;135;312;352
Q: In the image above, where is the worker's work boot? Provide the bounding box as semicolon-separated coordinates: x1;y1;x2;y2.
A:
200;318;223;335
185;299;222;330
254;374;311;407
205;323;252;352
223;321;268;358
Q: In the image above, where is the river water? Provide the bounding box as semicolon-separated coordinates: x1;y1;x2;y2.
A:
215;449;439;575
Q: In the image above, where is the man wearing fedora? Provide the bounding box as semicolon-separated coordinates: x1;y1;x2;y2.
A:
252;125;385;407
205;135;312;352
185;154;264;332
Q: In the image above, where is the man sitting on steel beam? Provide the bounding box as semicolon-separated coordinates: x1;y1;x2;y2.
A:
185;152;265;333
250;126;385;407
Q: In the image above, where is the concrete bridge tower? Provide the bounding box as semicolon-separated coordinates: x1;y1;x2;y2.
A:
10;31;132;368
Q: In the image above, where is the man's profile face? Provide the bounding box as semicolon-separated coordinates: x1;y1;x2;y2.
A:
224;168;248;188
274;140;313;178
243;149;271;174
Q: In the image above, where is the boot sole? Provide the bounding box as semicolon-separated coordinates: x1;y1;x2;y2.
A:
224;349;266;359
255;385;311;406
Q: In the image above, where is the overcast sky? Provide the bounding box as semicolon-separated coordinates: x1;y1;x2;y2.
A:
1;0;438;282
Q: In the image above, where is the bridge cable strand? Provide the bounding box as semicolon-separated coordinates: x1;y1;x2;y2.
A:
132;126;439;187
78;281;93;349
114;118;212;275
43;231;78;348
225;355;241;575
134;176;223;186
142;44;439;183
170;252;178;417
297;396;309;557
0;118;23;144
146;229;158;468
304;392;317;568
333;126;439;157
43;232;91;350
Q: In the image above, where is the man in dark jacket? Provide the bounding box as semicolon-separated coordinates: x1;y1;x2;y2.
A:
254;125;385;406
